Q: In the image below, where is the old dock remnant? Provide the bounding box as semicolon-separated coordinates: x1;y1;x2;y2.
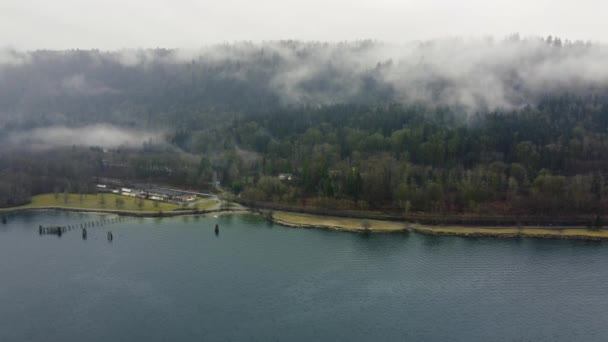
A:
37;215;130;238
39;226;66;236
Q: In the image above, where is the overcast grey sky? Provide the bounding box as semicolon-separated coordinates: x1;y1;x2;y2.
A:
1;0;606;49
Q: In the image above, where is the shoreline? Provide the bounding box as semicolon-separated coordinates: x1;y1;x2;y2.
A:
0;193;222;217
411;226;608;241
0;206;244;218
3;203;608;241
266;211;608;241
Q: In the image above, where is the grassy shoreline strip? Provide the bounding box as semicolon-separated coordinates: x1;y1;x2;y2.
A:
270;211;409;232
0;193;220;217
269;211;608;240
6;193;178;211
412;226;608;240
0;206;246;217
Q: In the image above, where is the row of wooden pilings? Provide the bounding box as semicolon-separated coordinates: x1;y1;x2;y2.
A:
39;215;137;238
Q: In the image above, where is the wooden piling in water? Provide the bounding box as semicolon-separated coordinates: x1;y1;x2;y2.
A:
39;225;67;235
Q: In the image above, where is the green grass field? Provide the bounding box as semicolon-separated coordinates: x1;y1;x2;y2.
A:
181;198;219;210
11;193;179;212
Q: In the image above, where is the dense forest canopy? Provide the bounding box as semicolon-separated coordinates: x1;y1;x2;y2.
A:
2;37;608;217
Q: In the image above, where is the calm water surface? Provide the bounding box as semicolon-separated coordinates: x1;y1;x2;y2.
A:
1;211;607;341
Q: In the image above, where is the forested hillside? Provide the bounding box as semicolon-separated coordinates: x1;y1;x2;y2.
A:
2;37;608;217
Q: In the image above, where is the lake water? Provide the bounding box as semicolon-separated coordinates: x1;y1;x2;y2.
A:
1;211;608;341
